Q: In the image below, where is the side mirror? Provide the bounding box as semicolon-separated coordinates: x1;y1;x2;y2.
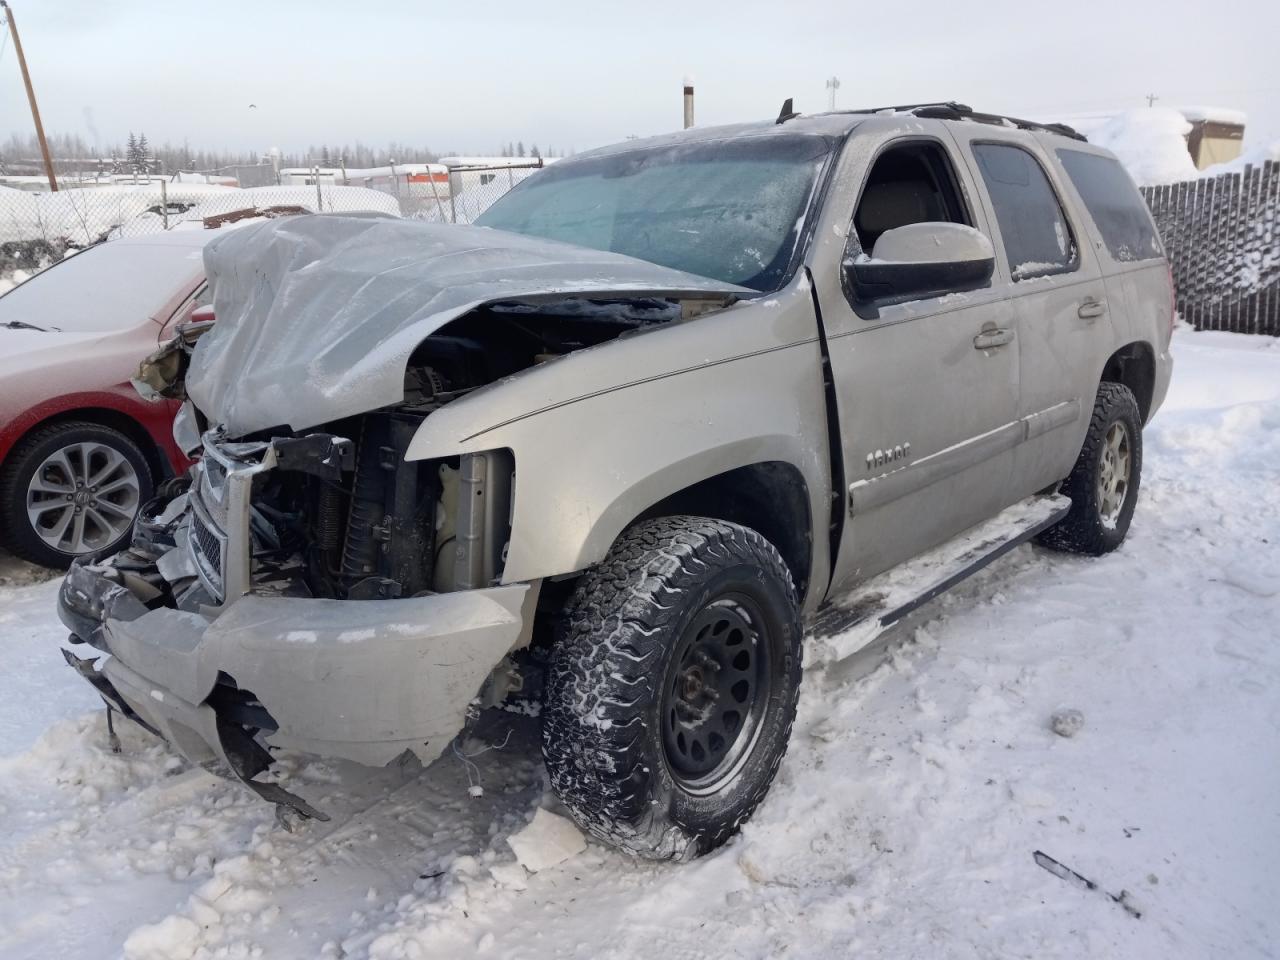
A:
846;222;995;302
190;304;215;324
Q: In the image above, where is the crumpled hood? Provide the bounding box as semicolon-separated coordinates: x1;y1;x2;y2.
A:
188;215;749;437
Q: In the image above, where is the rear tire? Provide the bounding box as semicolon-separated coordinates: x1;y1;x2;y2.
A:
0;421;153;568
542;516;802;860
1039;382;1142;556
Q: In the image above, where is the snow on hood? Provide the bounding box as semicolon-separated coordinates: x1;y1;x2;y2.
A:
0;329;111;372
188;215;749;437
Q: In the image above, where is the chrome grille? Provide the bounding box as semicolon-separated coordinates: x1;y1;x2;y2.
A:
191;511;222;571
189;430;274;606
188;494;226;599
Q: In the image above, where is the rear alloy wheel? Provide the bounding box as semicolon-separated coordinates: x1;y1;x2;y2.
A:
1096;421;1132;530
542;516;802;860
1039;381;1143;556
0;422;153;568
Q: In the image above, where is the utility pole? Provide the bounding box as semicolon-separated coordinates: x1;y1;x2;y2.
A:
1145;93;1159;108
2;1;58;191
826;76;841;111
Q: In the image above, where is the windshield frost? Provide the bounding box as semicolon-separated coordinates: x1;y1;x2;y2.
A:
476;134;832;292
0;241;202;333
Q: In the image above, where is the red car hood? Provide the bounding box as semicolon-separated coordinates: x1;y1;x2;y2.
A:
0;323;162;428
0;329;119;373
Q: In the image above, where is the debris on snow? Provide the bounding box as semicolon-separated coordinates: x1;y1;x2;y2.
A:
1050;708;1086;738
1033;850;1143;919
506;808;586;872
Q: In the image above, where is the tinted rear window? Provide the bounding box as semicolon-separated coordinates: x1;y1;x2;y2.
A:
1056;149;1163;262
972;143;1077;281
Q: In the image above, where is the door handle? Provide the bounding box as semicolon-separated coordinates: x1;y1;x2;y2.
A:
1078;297;1106;319
973;327;1014;350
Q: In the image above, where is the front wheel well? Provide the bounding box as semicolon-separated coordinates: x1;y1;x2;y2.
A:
1100;341;1156;424
632;462;814;602
6;408;170;483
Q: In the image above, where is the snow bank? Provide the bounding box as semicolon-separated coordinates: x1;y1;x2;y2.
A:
1043;106;1275;185
1086;108;1198;186
186;185;402;221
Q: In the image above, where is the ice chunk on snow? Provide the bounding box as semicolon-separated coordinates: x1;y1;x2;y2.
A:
490;861;529;889
506;808;586;872
122;914;203;960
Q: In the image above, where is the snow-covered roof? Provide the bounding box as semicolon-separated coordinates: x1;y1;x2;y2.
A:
1178;106;1248;126
342;163;448;178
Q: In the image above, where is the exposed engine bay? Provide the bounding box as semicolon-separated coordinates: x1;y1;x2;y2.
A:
138;293;724;610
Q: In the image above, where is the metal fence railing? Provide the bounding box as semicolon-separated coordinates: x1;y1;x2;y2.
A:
0;162;543;287
1142;159;1280;336
414;162;545;224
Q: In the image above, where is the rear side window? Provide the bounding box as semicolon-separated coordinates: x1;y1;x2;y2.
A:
972;143;1077;281
1056;149;1163;262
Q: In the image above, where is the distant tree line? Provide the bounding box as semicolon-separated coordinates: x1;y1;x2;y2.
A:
0;131;574;179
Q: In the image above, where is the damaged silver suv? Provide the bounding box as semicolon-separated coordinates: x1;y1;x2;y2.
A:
59;102;1173;859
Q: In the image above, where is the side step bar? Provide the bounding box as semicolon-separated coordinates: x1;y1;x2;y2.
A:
808;494;1071;653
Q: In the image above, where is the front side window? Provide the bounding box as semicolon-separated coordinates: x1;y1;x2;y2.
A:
1056;149;1163;262
973;143;1077;281
476;134;834;292
851;140;971;255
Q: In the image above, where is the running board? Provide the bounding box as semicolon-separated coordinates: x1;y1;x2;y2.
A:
808;494;1071;652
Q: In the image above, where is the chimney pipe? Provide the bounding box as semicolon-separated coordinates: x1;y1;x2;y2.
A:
683;77;695;129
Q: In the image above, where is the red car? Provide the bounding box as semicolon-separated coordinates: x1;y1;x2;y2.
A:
0;231;213;567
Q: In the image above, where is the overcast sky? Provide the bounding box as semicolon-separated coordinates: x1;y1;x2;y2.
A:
2;0;1276;158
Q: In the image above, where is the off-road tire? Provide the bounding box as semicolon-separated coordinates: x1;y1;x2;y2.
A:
1039;382;1143;556
0;421;153;568
542;516;803;860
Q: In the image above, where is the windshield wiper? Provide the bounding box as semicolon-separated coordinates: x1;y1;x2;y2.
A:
2;320;57;332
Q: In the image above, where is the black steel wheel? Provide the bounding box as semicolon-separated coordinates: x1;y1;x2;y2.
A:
661;595;775;794
542;516;803;861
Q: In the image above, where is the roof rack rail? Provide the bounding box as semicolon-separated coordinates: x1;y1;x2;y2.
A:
843;101;1086;142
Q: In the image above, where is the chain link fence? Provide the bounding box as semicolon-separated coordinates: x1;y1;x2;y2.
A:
0;162;544;289
1141;159;1280;336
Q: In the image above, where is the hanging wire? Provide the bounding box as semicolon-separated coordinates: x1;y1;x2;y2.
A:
451;729;513;798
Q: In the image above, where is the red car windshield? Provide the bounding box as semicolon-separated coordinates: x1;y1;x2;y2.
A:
0;241;203;333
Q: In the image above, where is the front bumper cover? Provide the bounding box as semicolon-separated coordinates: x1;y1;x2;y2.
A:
59;559;531;818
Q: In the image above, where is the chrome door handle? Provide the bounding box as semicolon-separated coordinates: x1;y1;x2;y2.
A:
973;327;1014;350
1078;297;1106;319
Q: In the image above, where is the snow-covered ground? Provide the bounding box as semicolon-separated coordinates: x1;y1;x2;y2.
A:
1;327;1277;960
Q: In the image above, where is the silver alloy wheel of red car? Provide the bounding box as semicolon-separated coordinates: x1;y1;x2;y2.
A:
25;441;142;554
